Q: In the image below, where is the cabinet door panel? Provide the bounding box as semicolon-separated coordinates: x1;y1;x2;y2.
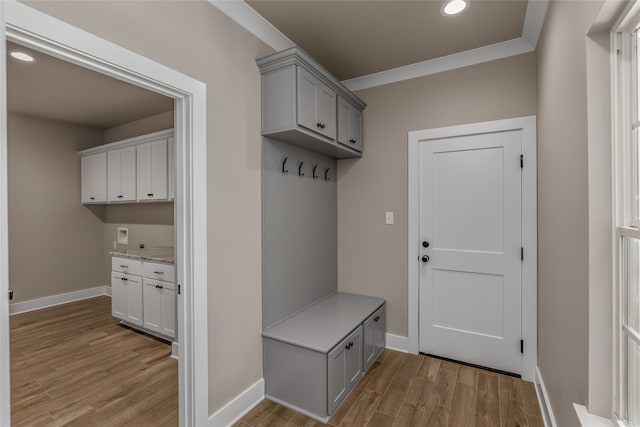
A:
150;139;168;199
93;152;107;203
349;108;363;152
111;273;126;320
168;137;175;200
374;306;386;358
327;338;348;414
143;279;162;333
120;146;136;201
316;82;336;140
161;286;176;338
345;326;363;391
125;275;143;326
137;143;152;200
337;97;351;147
297;67;318;133
363;315;376;371
81;156;94;203
107;150;121;202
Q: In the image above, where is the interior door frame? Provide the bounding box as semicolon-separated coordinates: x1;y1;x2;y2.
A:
0;2;209;426
407;116;537;381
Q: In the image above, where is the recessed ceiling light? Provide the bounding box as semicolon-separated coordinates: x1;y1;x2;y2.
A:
442;0;469;16
10;51;35;63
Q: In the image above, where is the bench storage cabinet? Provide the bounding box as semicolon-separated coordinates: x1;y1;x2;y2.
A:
263;293;385;423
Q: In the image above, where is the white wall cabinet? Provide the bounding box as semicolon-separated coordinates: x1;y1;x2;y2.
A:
107;146;136;202
137;139;168;201
111;256;176;340
337;96;363;153
81;152;107;203
79;129;173;205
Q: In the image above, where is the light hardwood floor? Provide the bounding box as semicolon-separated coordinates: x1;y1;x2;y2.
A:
10;296;178;426
235;350;543;427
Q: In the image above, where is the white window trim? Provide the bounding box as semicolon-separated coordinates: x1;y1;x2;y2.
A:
611;2;640;424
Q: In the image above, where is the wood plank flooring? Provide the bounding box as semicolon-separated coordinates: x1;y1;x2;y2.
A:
10;296;178;426
235;350;543;427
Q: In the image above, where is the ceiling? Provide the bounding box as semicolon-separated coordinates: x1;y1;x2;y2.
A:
246;0;529;81
6;41;173;130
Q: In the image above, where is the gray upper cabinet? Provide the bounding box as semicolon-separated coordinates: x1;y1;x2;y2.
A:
337;96;363;152
257;47;366;159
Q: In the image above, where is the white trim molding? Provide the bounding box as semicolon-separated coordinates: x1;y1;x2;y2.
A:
385;333;410;353
574;404;615;427
1;2;209;426
9;286;110;315
207;0;294;51
342;38;534;92
407;116;538;382
208;0;548;92
536;366;558;427
208;379;265;427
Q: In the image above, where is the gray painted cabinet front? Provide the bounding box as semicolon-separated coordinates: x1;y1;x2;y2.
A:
363;305;386;372
257;47;365;159
328;325;363;414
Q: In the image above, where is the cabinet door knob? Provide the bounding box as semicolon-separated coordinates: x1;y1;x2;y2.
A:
317;122;321;128
374;316;380;322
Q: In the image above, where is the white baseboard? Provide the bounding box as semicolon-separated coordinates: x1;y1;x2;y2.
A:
536;366;558;427
386;333;410;353
171;341;179;360
10;286;110;315
574;404;614;427
208;378;264;427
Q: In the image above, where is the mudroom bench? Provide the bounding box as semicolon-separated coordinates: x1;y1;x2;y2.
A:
262;292;386;423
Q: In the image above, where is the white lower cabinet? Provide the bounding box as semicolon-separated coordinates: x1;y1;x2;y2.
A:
111;271;142;326
143;278;176;338
328;326;363;414
111;257;176;340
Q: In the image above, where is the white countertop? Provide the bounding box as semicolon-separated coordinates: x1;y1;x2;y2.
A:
109;246;174;264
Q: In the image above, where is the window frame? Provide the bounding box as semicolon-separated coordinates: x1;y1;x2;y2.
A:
613;3;640;425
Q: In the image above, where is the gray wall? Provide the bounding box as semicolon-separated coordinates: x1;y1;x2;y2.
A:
536;1;604;426
7;113;105;302
22;0;274;412
262;138;337;330
337;52;537;337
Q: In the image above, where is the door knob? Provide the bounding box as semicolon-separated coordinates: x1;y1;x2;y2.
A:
421;255;430;263
422;241;430;248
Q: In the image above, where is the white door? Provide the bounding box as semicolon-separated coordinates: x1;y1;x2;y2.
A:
418;130;522;375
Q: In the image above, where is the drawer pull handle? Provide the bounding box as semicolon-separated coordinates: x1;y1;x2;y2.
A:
147;193;154;197
154;271;164;275
89;197;95;200
121;277;128;281
345;342;354;350
117;195;123;199
120;265;128;268
155;285;164;289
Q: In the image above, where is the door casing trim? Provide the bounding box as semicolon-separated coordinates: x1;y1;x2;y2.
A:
407;115;537;381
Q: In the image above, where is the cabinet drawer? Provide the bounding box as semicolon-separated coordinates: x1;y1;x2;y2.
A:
112;257;143;276
143;262;175;283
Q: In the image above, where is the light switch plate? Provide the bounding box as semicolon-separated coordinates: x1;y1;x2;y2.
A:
385;211;394;225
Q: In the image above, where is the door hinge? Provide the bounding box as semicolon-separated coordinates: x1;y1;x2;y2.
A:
178;284;181;295
8;290;13;301
520;155;523;168
521;339;524;354
521;247;524;260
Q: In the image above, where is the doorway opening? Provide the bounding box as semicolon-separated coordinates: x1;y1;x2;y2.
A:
0;3;209;426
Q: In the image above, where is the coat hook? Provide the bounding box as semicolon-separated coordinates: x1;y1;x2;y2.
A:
324;168;330;181
282;157;288;174
312;164;318;179
298;161;304;176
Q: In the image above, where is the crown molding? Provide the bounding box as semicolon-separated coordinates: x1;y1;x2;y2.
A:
211;0;548;91
342;37;534;92
208;0;294;51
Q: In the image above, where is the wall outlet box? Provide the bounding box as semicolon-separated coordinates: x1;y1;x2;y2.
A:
117;227;129;245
